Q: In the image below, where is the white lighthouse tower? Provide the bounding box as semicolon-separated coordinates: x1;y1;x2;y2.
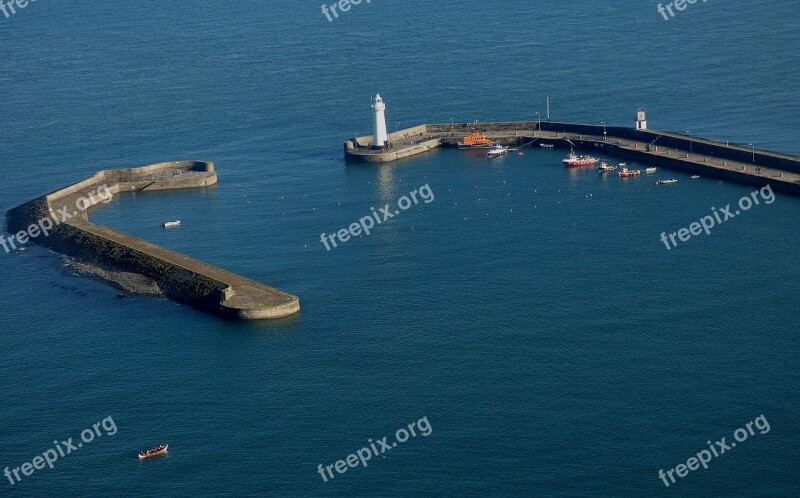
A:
635;108;648;130
372;94;388;149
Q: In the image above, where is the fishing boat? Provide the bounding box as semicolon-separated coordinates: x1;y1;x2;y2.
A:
163;220;181;228
618;166;641;178
691;175;701;179
656;179;678;185
539;144;554;149
645;167;657;173
487;145;509;158
458;131;495;149
597;162;617;172
138;445;168;460
562;149;598;167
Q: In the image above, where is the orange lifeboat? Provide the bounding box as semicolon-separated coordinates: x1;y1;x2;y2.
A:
458;131;495;149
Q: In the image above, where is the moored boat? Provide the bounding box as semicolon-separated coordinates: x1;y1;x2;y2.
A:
458;131;495;149
138;445;168;460
618;166;642;178
645;167;657;173
598;162;617;172
691;175;701;179
163;220;181;228
562;149;598;167
539;144;554;149
656;179;678;185
487;145;509;158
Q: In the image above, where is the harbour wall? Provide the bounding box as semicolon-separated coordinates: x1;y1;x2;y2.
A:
6;160;300;320
570;138;800;196
344;122;800;194
430;121;800;173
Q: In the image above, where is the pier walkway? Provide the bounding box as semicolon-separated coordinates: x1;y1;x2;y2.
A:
345;122;800;194
9;161;300;320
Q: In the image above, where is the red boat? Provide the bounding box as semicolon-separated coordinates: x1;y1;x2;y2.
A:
618;166;642;178
138;444;168;460
562;149;598;167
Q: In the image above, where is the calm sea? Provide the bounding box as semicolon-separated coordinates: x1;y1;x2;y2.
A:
1;1;798;496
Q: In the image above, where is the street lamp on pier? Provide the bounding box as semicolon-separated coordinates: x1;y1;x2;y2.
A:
748;143;755;163
601;122;607;142
686;130;693;153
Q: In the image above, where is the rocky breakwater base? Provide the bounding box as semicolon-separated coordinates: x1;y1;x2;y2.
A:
6;160;300;320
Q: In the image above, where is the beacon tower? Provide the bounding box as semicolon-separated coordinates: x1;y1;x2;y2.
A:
372;94;388;149
636;108;647;130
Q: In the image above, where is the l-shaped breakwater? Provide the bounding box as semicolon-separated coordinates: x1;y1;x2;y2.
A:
6;161;300;320
344;121;800;195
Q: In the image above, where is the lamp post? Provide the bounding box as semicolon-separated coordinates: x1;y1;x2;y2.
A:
451;118;454;134
748;143;755;163
686;130;693;153
601;121;607;142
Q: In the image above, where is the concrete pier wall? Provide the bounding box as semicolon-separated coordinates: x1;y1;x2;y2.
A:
6;160;300;320
343;121;800;194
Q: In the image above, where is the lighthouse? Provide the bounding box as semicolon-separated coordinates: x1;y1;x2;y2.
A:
372;94;388;149
635;108;648;130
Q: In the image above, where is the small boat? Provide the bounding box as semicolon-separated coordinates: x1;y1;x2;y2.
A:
645;167;657;173
487;145;509;158
598;162;617;172
14;247;27;253
163;221;181;228
656;179;678;185
618;166;642;178
562;149;598;167
691;175;701;179
138;445;168;460
517;152;525;156
458;131;495;149
539;144;554;149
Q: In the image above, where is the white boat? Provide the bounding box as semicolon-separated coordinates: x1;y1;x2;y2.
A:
138;444;168;460
645;167;657;173
539;144;554;149
656;179;678;185
597;162;617;172
691;175;701;179
163;220;181;228
487;145;509;158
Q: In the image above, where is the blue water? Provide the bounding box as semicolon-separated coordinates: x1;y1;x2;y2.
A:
1;1;799;496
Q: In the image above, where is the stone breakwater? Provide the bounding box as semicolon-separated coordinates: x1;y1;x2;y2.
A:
6;160;300;320
344;121;800;195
